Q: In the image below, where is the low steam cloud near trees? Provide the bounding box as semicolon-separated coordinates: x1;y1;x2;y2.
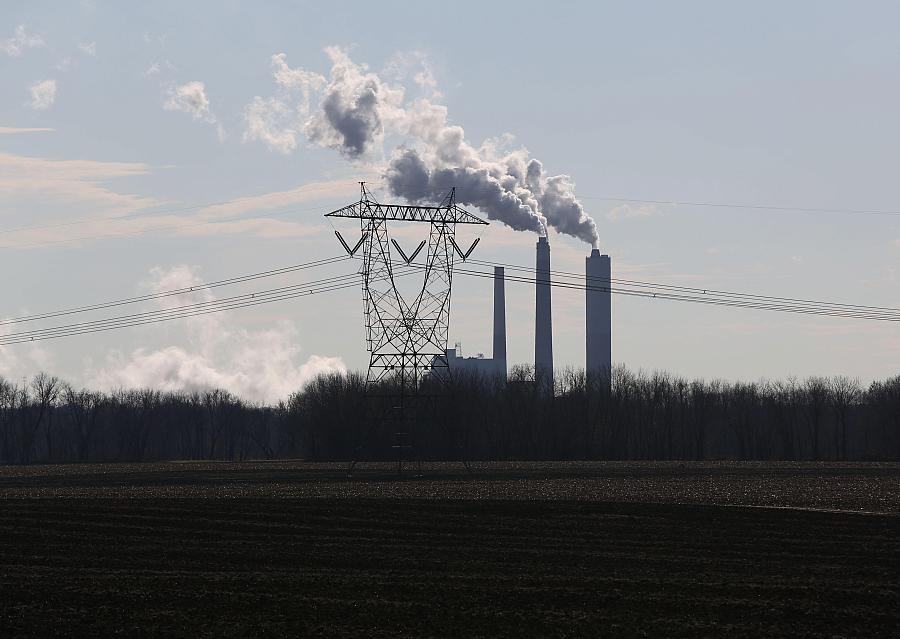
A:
86;265;345;404
1;367;898;464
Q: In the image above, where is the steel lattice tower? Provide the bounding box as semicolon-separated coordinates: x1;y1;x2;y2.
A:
327;184;487;467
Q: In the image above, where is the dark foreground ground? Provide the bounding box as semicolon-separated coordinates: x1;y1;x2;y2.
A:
1;462;898;637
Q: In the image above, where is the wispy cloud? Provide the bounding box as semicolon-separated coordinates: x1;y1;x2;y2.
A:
163;81;223;139
195;179;363;220
0;154;353;248
0;127;54;135
29;79;57;110
2;25;44;58
146;60;175;76
0;151;157;223
606;202;663;221
78;40;96;56
174;217;325;239
0;152;151;183
164;81;212;120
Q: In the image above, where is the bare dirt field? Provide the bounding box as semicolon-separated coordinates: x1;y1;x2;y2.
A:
1;462;898;637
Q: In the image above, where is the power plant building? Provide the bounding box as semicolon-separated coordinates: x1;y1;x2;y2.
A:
444;266;507;380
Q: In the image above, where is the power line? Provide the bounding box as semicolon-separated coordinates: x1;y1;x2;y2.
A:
0;267;422;346
8;249;898;343
451;266;900;322
369;257;900;322
468;258;900;315
0;279;356;345
0;271;360;342
4;249;897;348
0;255;349;327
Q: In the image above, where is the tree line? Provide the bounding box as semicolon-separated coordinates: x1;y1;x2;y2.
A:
0;367;898;464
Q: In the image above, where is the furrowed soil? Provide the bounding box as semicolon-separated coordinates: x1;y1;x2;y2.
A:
0;462;898;637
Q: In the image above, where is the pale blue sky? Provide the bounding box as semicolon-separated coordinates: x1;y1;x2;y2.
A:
1;1;898;400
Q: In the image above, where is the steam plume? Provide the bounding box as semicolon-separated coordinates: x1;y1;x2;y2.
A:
245;48;600;246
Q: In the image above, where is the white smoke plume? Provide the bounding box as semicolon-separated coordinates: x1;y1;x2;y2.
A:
90;265;346;404
245;48;600;246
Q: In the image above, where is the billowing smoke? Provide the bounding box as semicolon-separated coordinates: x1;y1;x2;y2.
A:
384;97;598;245
385;148;546;236
538;172;600;245
306;48;405;159
245;48;599;246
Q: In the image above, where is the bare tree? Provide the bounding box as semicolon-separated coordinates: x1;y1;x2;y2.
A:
829;377;862;460
802;377;830;460
0;378;18;463
63;385;104;462
771;378;799;460
24;373;60;463
867;376;900;459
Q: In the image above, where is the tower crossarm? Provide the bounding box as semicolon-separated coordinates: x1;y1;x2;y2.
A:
326;201;488;225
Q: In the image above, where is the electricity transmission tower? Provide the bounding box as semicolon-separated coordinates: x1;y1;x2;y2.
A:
327;183;487;469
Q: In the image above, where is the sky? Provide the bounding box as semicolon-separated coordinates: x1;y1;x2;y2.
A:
1;1;899;402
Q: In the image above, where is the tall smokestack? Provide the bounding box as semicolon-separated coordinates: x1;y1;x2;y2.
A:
586;249;611;381
493;266;507;381
535;236;553;385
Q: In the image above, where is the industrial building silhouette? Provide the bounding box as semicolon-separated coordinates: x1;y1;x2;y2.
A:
446;239;612;381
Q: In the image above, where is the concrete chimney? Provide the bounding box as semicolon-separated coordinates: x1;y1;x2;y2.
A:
586;248;611;381
535;236;553;385
493;266;507;381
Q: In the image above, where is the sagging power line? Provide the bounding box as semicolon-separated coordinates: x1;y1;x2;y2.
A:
467;258;900;316
1;248;897;350
0;255;349;326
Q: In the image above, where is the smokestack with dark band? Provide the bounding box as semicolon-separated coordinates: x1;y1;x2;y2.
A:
535;236;553;387
586;249;611;382
493;266;507;382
